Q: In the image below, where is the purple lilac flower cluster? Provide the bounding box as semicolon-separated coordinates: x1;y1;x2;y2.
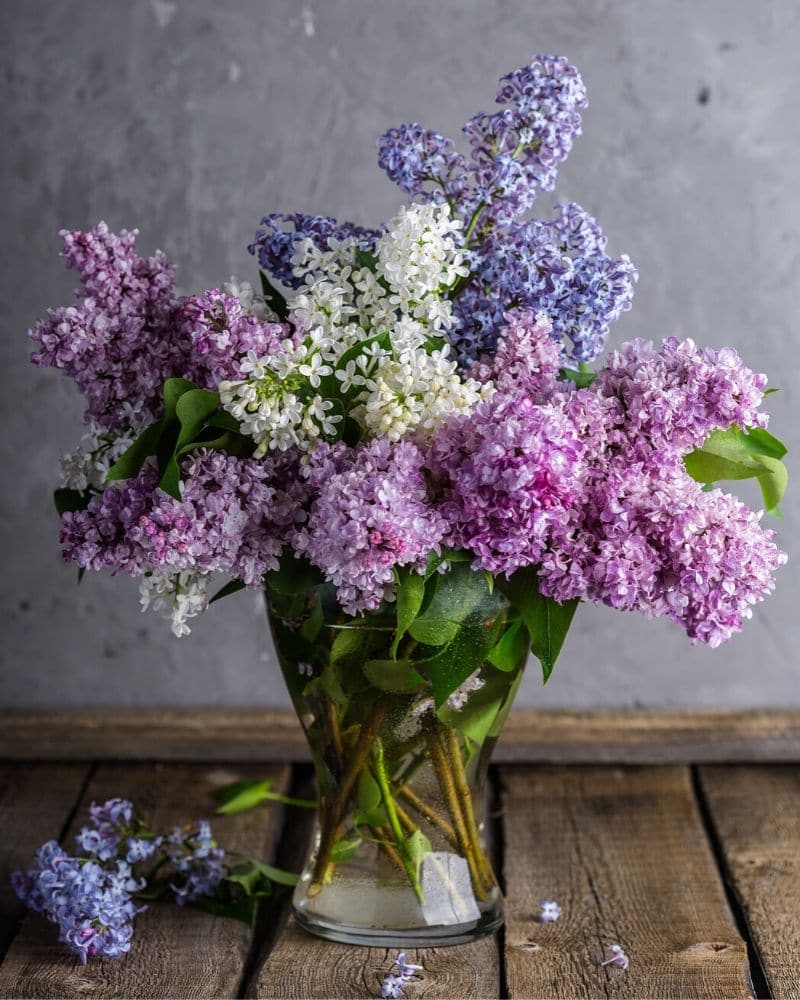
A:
294;439;447;614
12;841;143;963
180;290;288;383
167;821;225;904
12;799;227;963
248;213;380;289
378;54;586;226
453;202;638;364
29;223;189;430
373;56;635;364
430;393;582;577
60;450;293;586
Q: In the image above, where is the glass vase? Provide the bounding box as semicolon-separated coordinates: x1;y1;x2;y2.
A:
265;565;527;947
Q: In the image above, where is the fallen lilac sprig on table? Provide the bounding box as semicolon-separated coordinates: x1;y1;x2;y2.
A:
601;944;630;971
380;952;423;998
11;797;296;963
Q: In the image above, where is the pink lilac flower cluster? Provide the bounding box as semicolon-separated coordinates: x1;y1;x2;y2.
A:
430;392;583;577
530;337;785;646
293;439;447;614
60;450;292;586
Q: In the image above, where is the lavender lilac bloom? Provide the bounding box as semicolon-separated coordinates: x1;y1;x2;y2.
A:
452;203;638;364
60;450;286;585
380;952;423;998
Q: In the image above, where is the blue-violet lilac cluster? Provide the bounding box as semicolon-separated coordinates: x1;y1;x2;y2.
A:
12;798;227;963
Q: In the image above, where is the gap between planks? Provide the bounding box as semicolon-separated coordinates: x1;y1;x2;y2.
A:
698;765;800;1000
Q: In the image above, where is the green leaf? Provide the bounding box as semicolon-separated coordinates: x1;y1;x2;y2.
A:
560;366;597;388
391;568;426;657
106;421;164;482
209;579;246;605
225;857;299;893
363;659;426;693
299;598;324;642
259;271;289;320
739;427;788;461
163;378;199;423
159;389;221;498
423;615;504;707
330;628;368;663
213;777;316;814
304;664;348;708
438;668;520;749
205;410;242;433
264;555;325;596
354;770;384;826
497;567;578;683
200;895;257;925
330;838;362;863
684;426;789;516
402;828;431;883
214;779;272;814
409;562;490;646
487;619;530;672
54;488;91;515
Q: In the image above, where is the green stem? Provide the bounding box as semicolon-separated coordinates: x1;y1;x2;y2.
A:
425;723;489;901
443;725;496;890
372;738;426;904
309;695;390;894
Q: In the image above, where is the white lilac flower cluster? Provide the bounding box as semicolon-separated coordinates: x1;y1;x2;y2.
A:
60;424;136;493
218;202;488;455
138;570;211;638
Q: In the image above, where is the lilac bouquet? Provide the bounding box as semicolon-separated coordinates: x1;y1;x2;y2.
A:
30;54;788;940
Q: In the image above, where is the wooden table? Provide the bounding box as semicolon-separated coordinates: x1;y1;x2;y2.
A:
1;709;798;999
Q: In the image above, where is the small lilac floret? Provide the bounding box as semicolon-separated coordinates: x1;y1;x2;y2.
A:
601;944;630;970
380;952;423;998
540;900;562;923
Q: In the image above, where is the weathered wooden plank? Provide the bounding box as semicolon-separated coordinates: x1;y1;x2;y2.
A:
0;763;290;999
501;765;752;999
2;709;799;763
699;765;800;999
252;918;501;999
0;764;91;960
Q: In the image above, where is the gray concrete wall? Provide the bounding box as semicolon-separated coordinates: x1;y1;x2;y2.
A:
2;0;798;710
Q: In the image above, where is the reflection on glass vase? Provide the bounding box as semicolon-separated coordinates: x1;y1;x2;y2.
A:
266;565;527;946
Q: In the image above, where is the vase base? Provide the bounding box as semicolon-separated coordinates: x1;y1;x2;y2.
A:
292;904;504;948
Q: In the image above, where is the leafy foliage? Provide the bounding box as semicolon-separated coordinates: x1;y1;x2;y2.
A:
685;425;789;516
